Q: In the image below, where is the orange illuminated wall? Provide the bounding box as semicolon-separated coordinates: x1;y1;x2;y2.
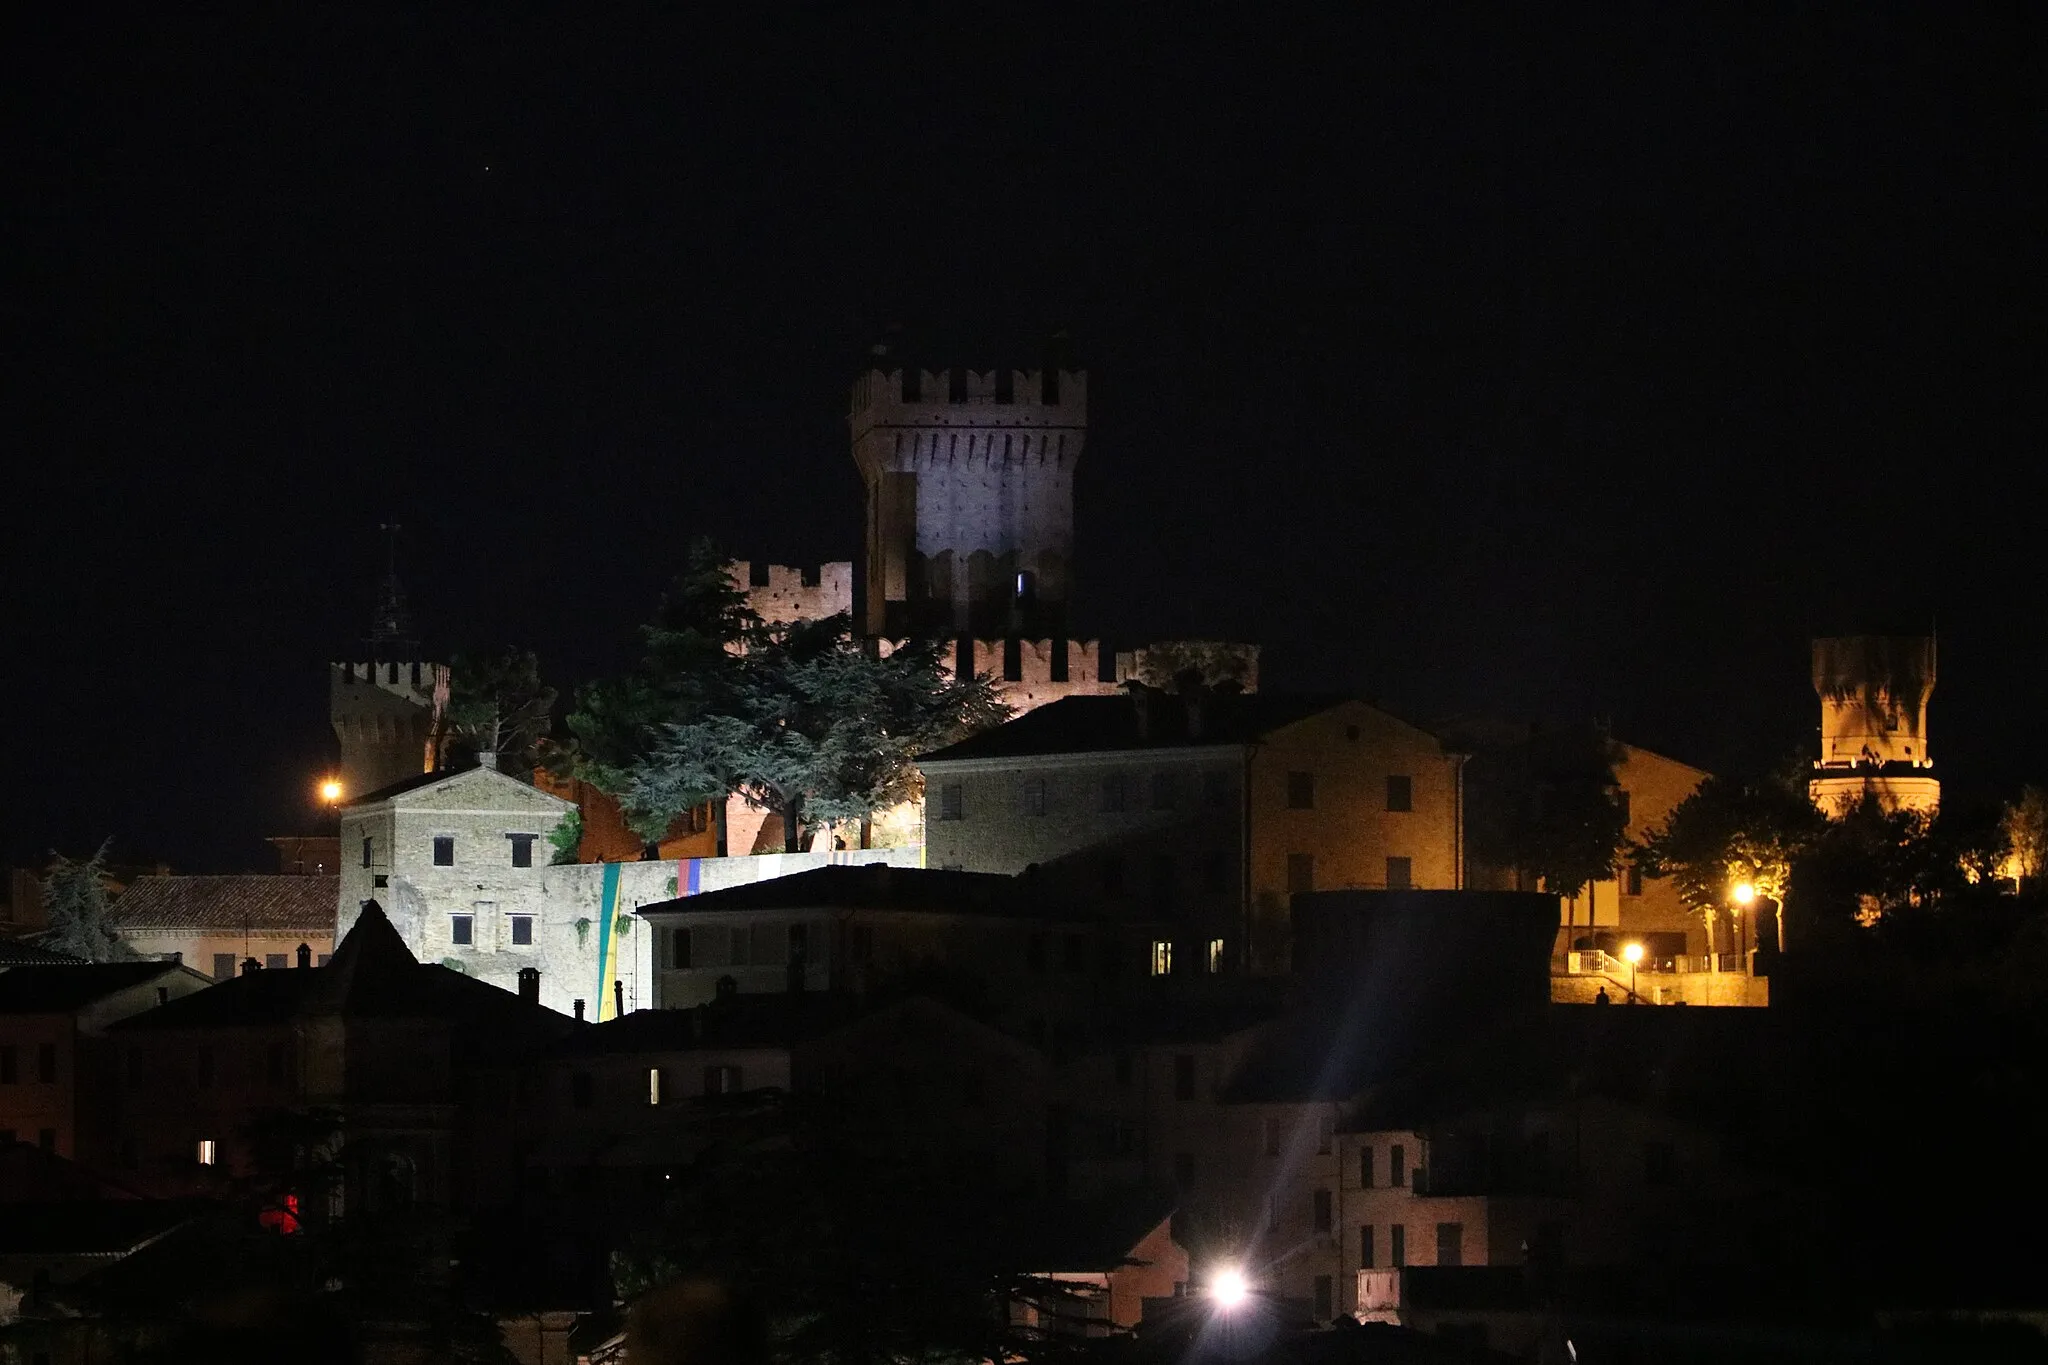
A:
531;772;717;863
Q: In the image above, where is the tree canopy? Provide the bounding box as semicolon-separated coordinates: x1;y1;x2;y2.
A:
37;840;135;962
1462;723;1629;899
441;646;556;773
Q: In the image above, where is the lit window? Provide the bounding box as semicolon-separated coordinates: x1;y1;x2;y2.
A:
1207;938;1225;973
433;836;454;866
647;1068;664;1106
451;915;473;946
509;915;534;946
1149;940;1173;977
196;1139;217;1166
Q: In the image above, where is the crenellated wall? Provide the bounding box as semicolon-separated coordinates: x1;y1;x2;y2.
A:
329;660;447;800
729;560;854;624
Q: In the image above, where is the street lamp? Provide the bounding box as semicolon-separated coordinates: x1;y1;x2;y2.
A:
1209;1266;1250;1310
1621;941;1644;1001
1729;881;1757;966
318;778;344;805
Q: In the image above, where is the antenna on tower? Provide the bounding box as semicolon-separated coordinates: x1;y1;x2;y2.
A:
368;521;419;659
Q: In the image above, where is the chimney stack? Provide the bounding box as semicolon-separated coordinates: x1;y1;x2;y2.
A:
613;979;626;1017
296;943;313;969
242;957;262;976
518;966;541;1006
573;998;586;1021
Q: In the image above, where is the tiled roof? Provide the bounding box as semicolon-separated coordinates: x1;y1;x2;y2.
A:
110;876;336;934
918;693;1367;763
0;963;187;1014
0;937;86;965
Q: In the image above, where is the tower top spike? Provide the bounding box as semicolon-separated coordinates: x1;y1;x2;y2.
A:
367;522;419;658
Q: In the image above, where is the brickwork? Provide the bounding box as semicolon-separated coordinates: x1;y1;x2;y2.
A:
729;560;854;624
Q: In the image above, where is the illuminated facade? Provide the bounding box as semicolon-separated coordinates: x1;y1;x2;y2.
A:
1808;635;1940;817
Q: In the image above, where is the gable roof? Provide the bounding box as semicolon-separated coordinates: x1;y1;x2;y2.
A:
555;992;867;1054
346;764;573;811
0;962;186;1014
111;876;337;934
635;864;1064;920
918;692;1381;763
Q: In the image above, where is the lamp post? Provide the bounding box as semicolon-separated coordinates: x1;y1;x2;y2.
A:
1731;881;1756;971
1621;941;1643;1002
318;778;343;807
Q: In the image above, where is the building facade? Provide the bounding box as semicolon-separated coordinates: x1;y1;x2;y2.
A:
111;875;337;981
1809;634;1940;816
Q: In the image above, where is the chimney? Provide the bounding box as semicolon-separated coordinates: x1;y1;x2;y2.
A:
613;979;626;1017
477;750;498;773
296;943;313;969
242;957;262;976
518;966;541;1006
573;998;586;1021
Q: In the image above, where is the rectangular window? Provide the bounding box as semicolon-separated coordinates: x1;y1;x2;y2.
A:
789;924;809;961
647;1068;665;1106
362;836;373;868
1359;1224;1375;1269
938;783;964;821
1390;1224;1406;1267
671;927;693;969
1150;771;1178;810
1287;852;1316;895
1174;1052;1196;1100
1386;775;1413;812
451;914;474;946
265;953;287;971
1391;1143;1407;1187
508;833;536;867
373;874;389;888
1150;940;1173;977
1207;938;1225;973
1313;1189;1333;1233
1360;1146;1375;1187
509;915;534;946
196;1138;217;1166
1021;778;1047;817
433;836;454;866
1287;771;1315;809
1625;865;1645;896
212;953;235;982
705;1064;742;1095
37;1043;56;1084
1203;769;1231;808
1102;773;1128;812
0;1045;16;1084
1616;790;1633;827
1317;1113;1334;1155
1313;1275;1333;1321
1436;1222;1465;1266
1386;856;1413;890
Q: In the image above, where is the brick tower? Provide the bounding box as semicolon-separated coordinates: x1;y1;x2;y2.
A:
329;529;448;801
851;359;1087;638
1809;635;1939;816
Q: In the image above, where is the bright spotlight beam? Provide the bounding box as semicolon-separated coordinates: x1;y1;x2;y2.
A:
1210;1267;1250;1308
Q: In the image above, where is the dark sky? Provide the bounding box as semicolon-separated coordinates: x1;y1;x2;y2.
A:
5;8;2043;871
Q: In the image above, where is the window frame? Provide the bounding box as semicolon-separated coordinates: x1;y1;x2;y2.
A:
450;914;474;947
432;835;455;867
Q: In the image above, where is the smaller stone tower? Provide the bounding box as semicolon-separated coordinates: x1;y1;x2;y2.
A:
329;528;448;801
851;357;1087;639
1810;635;1939;816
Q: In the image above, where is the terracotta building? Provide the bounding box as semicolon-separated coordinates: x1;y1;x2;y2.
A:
110;875;337;981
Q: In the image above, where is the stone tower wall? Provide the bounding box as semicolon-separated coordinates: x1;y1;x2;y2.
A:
851;367;1087;639
728;561;854;624
329;660;447;799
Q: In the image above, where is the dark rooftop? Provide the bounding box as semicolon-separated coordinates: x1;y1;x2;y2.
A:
554;993;869;1054
0;962;188;1014
0;938;86;965
111;875;337;933
0;1199;199;1256
919;692;1372;763
636;863;1078;920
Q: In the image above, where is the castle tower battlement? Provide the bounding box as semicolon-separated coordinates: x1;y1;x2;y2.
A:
728;561;854;624
1809;635;1939;816
851;365;1087;639
330;659;448;801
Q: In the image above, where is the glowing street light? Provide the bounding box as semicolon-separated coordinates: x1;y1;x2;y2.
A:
318;778;344;805
1209;1266;1250;1309
1621;941;1644;1001
1731;880;1757;906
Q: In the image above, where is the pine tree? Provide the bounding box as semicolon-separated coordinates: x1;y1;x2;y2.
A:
37;840;135;962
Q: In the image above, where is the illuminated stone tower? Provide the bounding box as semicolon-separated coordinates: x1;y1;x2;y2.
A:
851;359;1087;638
329;530;448;801
1810;635;1940;816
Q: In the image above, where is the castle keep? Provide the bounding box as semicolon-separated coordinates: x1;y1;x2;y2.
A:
851;365;1086;639
1809;634;1940;816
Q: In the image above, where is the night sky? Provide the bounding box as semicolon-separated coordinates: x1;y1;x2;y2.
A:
6;9;2042;872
